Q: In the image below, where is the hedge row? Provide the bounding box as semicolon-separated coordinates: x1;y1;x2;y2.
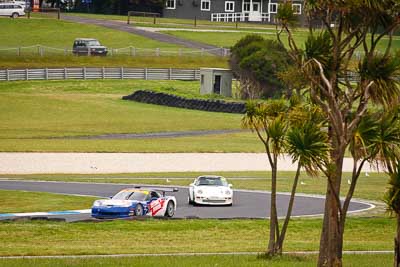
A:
122;90;246;114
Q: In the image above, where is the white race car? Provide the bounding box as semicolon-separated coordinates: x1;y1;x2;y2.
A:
188;175;233;206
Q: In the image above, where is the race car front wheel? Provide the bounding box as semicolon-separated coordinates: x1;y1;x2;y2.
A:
135;204;144;216
164;201;175;217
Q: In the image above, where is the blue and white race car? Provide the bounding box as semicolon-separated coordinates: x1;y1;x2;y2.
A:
91;187;178;219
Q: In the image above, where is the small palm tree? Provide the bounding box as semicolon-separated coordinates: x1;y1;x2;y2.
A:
277;118;329;252
242;99;288;256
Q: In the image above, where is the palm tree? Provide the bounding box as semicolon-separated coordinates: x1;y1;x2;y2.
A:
276;108;329;252
243;100;330;255
275;1;400;265
242;99;288;256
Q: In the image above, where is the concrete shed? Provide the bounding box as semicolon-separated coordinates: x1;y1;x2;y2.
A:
200;68;233;97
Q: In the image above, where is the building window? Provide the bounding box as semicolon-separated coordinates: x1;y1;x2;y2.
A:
166;0;175;9
201;0;210;11
243;2;250;12
292;4;301;14
225;1;234;12
269;3;278;13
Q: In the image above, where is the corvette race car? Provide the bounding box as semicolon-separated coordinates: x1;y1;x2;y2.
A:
91;187;178;219
188;175;233;206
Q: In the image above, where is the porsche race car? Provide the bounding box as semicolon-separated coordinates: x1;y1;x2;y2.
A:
188;175;233;206
91;187;178;219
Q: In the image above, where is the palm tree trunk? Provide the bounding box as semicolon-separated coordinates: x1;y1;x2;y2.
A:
268;161;278;255
318;150;344;267
276;162;301;252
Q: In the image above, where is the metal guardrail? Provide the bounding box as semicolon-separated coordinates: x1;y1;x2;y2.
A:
0;67;200;82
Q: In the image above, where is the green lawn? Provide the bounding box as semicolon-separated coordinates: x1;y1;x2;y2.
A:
0;17;227;69
0;17;182;50
0;79;241;138
0;190;96;213
0;217;394;256
65;12;279;31
0;79;266;152
164;30;400;52
0;254;393;267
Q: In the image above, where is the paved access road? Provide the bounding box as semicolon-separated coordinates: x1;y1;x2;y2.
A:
62;15;225;56
0;180;373;221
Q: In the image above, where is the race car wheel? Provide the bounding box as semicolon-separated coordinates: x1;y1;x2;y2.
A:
135;204;144;216
188;195;193;205
164;201;175;217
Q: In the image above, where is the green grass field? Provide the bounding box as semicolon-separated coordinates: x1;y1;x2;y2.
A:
65;12;280;31
0;79;266;152
0;254;393;267
0;217;394;255
0;17;182;50
0;17;227;69
164;30;400;51
0;190;96;213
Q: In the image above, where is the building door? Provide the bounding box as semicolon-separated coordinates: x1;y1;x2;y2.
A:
213;75;221;94
249;2;261;22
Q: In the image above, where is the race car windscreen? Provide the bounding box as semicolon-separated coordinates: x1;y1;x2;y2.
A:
112;191;148;201
196;177;228;186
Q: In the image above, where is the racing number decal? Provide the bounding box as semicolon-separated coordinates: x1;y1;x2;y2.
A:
149;199;166;216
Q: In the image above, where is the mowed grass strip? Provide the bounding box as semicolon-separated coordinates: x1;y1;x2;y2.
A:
0;17;227;69
0;190;96;213
0;55;227;69
1;171;388;201
0;254;393;267
0;217;394;256
0;17;182;49
164;30;400;52
0;80;243;139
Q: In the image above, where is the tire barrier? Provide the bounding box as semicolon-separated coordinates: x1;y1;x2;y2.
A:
122;90;246;114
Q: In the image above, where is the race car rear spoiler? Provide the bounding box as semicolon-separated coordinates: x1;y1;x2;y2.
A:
134;186;179;195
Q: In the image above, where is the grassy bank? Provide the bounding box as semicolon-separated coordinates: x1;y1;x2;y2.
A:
0;217;394;256
0;190;96;213
0;17;227;69
0;79;266;152
0;254;393;267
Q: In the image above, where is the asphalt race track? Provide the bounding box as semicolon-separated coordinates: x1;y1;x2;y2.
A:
0;180;373;222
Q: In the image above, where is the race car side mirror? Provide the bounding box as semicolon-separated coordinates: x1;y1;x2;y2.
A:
108;196;113;199
228;184;233;188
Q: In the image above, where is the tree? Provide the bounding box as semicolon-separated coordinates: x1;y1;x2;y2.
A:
230;35;291;99
242;100;329;255
275;1;400;266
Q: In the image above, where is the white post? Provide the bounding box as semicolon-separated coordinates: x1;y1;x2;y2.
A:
6;69;9;81
268;0;271;22
102;67;105;79
45;68;48;80
25;69;28;80
83;67;86;80
121;67;124;79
